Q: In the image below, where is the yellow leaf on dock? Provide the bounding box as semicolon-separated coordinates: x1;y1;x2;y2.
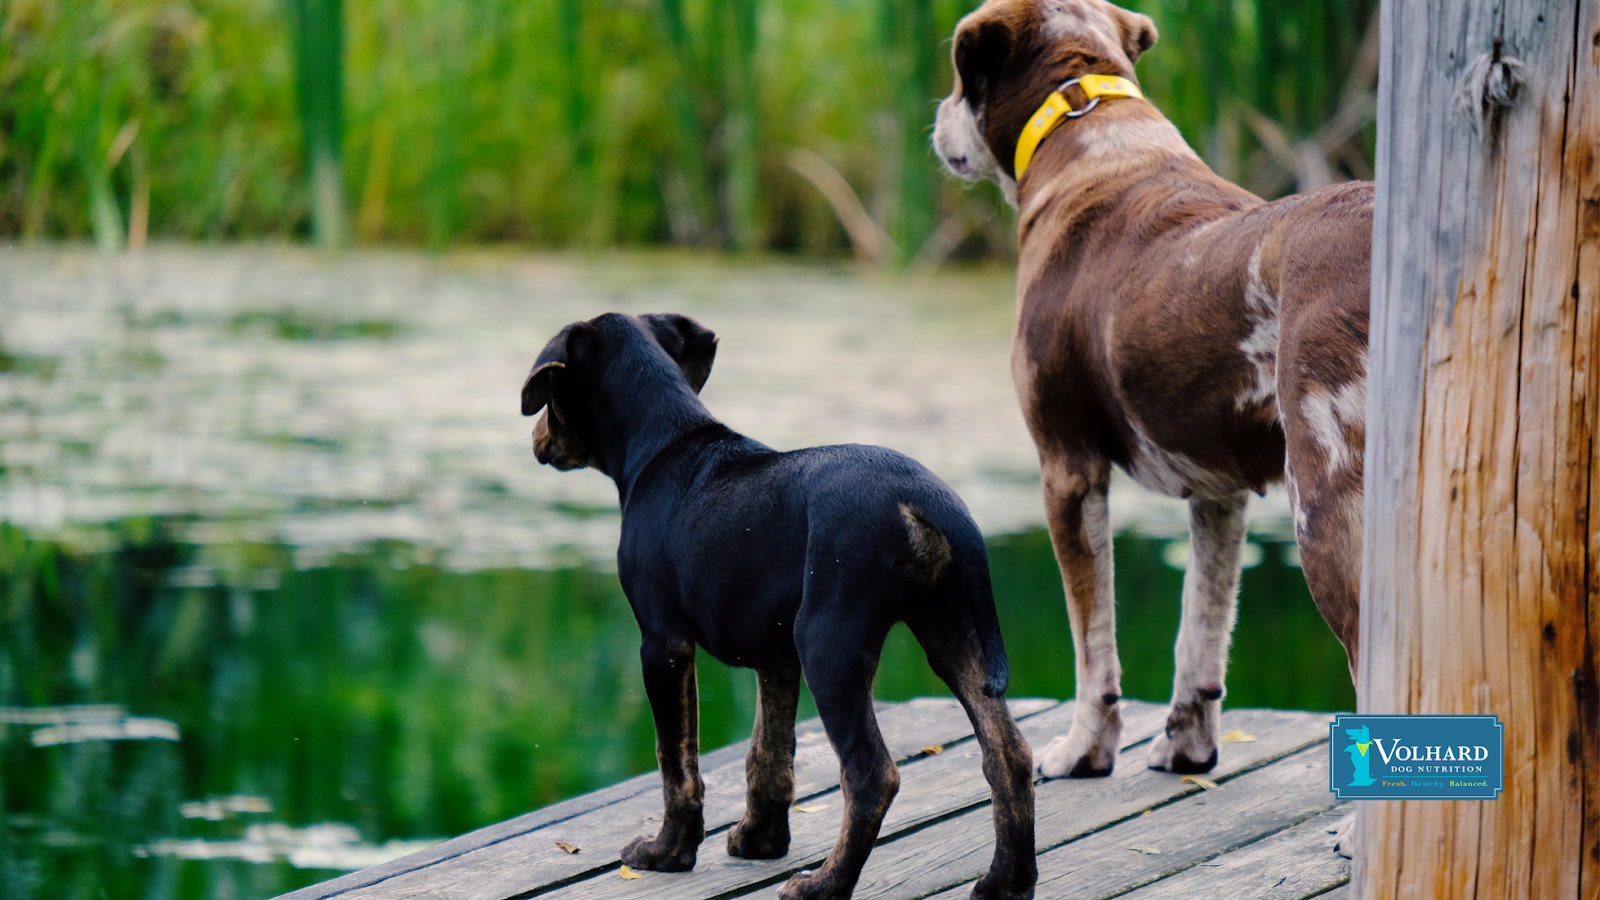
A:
619;865;642;880
794;802;831;813
555;842;579;854
1181;775;1219;790
1220;730;1257;743
920;746;943;756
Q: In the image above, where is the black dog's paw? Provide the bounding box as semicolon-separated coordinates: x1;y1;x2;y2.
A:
970;869;1036;900
620;834;697;873
777;869;852;900
726;815;789;859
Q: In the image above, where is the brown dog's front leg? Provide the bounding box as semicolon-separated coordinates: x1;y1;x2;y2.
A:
622;637;704;872
1034;459;1123;779
728;664;800;860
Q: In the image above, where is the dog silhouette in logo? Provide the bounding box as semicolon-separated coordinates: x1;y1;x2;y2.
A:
1344;726;1377;786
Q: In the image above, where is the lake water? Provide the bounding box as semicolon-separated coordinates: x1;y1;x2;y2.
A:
0;248;1352;900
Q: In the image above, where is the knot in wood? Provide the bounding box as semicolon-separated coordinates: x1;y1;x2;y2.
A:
1453;43;1527;139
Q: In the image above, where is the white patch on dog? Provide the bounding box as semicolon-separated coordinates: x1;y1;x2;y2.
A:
1235;244;1279;412
934;96;1018;207
1075;118;1199;164
1285;453;1309;537
1080;487;1118;696
1041;0;1124;61
1124;416;1237;500
1301;377;1366;476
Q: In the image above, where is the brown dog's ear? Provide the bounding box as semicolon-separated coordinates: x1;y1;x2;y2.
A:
1114;8;1157;64
639;313;719;394
521;322;589;415
952;14;1017;109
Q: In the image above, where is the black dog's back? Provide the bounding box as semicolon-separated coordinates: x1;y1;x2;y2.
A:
622;432;1010;696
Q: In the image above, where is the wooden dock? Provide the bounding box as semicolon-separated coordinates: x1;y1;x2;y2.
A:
279;699;1351;900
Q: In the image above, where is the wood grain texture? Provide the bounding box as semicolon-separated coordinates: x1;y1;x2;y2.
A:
1360;0;1600;896
530;701;1173;900
276;697;1053;900
280;703;1352;900
1113;809;1352;900
895;729;1343;900
842;709;1331;900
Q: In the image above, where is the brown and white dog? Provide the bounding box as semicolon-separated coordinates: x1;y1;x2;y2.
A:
931;0;1369;847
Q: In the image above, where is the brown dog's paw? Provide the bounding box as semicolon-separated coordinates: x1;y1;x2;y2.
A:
1034;732;1116;779
726;815;789;859
1146;729;1219;773
1331;810;1358;859
620;834;697;873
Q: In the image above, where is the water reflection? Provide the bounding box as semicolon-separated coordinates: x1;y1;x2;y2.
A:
0;521;1351;900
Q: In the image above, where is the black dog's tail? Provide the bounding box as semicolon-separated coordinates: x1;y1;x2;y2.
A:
961;550;1011;698
902;498;1009;698
938;509;1009;699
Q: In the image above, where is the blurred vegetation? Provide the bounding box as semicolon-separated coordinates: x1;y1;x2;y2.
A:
0;0;1376;260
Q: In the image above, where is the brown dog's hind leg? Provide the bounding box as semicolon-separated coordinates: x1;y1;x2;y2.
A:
911;617;1037;900
1147;492;1249;774
727;664;800;860
1033;459;1123;778
621;636;704;872
780;629;898;900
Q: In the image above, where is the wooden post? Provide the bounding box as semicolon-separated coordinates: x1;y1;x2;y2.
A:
1360;0;1599;896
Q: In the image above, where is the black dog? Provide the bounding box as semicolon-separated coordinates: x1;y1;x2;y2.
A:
522;313;1036;900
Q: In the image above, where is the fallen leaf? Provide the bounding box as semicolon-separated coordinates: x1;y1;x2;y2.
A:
1141;809;1153;816
1181;775;1219;790
1128;846;1161;855
1220;730;1258;743
619;865;643;880
920;746;943;756
555;842;580;854
794;802;832;813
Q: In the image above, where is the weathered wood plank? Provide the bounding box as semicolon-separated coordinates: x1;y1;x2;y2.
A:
836;709;1334;900
1016;748;1344;899
286;697;1057;900
1113;809;1351;899
532;701;1173;900
383;701;1158;900
917;745;1346;900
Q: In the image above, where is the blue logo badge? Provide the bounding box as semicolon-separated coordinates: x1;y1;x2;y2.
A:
1329;714;1503;800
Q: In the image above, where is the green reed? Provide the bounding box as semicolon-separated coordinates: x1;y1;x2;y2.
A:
0;0;1375;257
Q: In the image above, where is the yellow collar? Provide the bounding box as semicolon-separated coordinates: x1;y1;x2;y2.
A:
1013;74;1144;179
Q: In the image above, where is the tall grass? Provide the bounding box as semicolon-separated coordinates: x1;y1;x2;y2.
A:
0;0;1375;259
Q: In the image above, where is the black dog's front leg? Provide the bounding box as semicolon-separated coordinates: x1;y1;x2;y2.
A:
621;637;704;872
728;664;800;859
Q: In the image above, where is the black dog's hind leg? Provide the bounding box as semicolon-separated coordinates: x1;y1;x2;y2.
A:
728;664;800;859
911;616;1037;900
780;622;898;900
621;635;704;872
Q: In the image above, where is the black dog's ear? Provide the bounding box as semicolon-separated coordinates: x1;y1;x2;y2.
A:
521;361;563;416
952;14;1016;109
521;322;589;415
639;313;718;394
